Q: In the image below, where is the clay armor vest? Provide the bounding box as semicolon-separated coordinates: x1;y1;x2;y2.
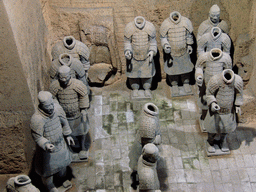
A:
57;87;80;119
215;82;235;111
167;25;187;56
131;30;149;61
205;60;225;85
43;113;64;149
64;47;80;60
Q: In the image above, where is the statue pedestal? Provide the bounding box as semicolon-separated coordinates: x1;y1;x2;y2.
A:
205;141;230;157
71;152;89;163
199;118;207;132
58;180;72;192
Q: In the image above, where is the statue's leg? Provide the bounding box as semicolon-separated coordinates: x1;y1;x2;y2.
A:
41;176;57;192
169;75;179;96
181;73;192;93
220;133;229;152
142;77;152;97
207;133;216;153
129;78;140;97
78;134;89;160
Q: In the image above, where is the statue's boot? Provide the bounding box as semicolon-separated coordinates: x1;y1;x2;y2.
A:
132;89;139;97
207;142;216;153
144;89;152;97
172;85;179;96
79;150;89;160
184;83;192;93
49;187;58;192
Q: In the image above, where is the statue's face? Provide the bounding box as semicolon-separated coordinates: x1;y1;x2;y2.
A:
59;72;71;87
209;12;220;24
41;102;54;115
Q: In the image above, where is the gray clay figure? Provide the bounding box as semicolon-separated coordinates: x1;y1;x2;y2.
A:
6;175;40;192
137;143;160;192
51;36;90;75
205;69;243;154
197;4;229;41
160;11;194;96
30;91;74;192
195;48;232;131
197;26;231;57
49;66;90;161
49;53;90;91
129;103;161;190
124;16;157;98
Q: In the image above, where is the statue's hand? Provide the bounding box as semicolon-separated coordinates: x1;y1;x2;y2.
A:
147;51;154;62
45;143;55;152
66;136;75;146
125;50;132;60
196;76;203;87
236;106;241;115
153;135;162;145
211;102;220;112
187;45;193;54
164;44;171;54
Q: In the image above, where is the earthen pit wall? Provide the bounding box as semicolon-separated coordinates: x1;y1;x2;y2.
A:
1;0;51;173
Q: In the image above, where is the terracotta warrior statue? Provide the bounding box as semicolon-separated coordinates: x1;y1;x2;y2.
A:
49;53;89;91
205;69;243;153
30;91;74;192
137;143;160;192
197;26;231;57
197;4;229;41
51;36;90;75
195;48;232;130
49;66;90;160
124;16;157;98
160;11;194;96
129;103;161;190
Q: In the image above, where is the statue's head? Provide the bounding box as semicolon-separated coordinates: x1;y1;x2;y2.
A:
142;143;159;164
134;16;146;29
209;4;220;24
58;65;71;87
38;91;54;115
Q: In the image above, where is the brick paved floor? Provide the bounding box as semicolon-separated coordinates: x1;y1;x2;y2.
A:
68;80;256;192
1;79;256;192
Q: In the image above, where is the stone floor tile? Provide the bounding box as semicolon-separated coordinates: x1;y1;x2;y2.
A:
96;175;105;189
213;183;225;192
251;183;256;192
181;109;191;120
241;181;252;192
235;155;246;168
177;183;188;191
211;170;222;183
208;158;220;170
175;169;186;183
173;156;184;169
197;182;215;192
246;168;256;182
184;169;195;183
170;144;182;157
243;154;254;167
217;158;229;169
192;169;202;183
165;157;175;170
231;183;243;192
222;183;233;192
199;156;210;170
187;183;198;192
220;169;231;183
226;157;238;170
237;168;250;182
201;169;213;183
229;170;240;183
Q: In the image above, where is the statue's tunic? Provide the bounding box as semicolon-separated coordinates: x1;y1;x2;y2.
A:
51;36;90;71
197;18;229;41
49;78;89;136
195;48;232;86
160;12;194;75
204;71;243;133
124;20;157;78
30;104;72;177
197;27;231;56
137;156;159;190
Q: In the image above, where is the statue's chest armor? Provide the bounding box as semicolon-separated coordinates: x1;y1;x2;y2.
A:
206;40;222;52
63;46;79;59
43;113;63;144
57;87;80;118
216;83;235;109
205;61;225;84
131;31;149;60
